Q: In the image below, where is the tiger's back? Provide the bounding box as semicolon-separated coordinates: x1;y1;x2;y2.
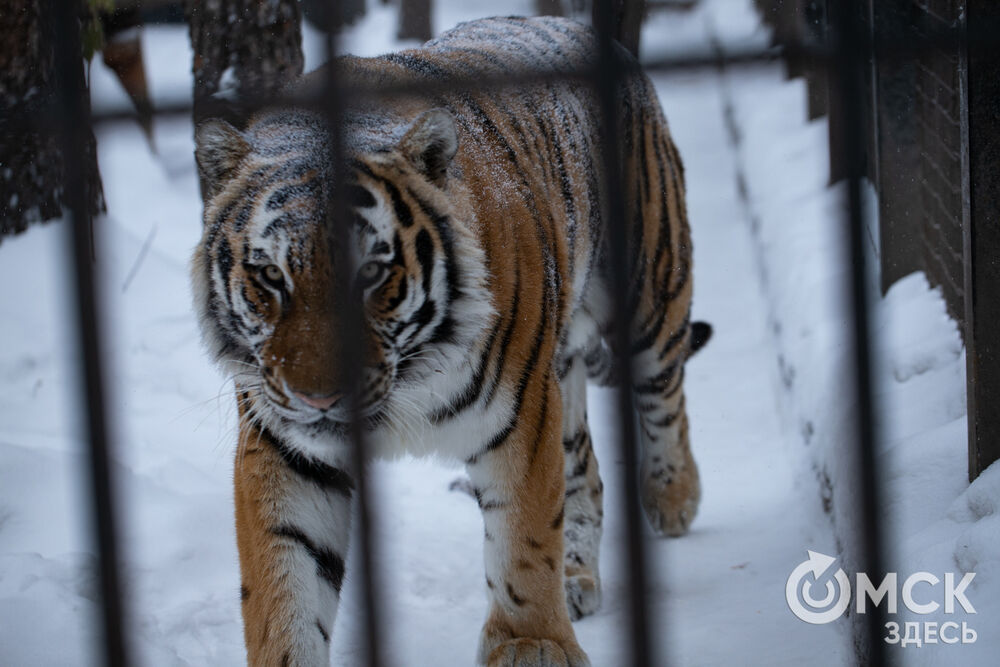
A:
192;16;705;667
355;15;693;383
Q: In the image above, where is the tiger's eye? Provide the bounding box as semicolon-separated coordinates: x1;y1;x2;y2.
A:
261;264;284;287
358;261;385;288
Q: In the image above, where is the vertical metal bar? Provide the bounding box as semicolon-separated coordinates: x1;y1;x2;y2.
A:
871;2;922;294
959;0;977;484
49;3;130;666
963;0;1000;482
830;1;886;664
592;1;654;665
322;19;384;667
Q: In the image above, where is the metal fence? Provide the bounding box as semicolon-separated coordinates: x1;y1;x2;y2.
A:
33;0;1000;664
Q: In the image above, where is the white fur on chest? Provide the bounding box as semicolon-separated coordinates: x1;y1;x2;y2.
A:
274;341;515;466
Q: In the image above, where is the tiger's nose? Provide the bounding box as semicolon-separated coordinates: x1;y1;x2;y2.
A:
292;391;342;411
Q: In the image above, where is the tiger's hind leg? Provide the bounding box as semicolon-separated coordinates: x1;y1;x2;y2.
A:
559;354;604;620
624;109;703;537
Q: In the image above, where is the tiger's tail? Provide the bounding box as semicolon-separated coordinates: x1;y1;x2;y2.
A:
689;320;713;357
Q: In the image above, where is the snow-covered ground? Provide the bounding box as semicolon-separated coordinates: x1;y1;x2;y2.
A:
0;0;994;665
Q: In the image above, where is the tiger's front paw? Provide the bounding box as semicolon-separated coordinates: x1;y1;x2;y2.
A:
485;638;590;667
564;571;601;620
640;454;700;537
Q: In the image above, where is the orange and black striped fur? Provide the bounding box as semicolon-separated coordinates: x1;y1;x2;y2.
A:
192;16;710;667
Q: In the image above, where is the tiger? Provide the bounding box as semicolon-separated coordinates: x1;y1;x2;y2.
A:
191;15;710;667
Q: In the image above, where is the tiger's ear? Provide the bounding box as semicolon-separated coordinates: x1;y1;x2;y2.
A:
399;109;458;186
195;120;250;199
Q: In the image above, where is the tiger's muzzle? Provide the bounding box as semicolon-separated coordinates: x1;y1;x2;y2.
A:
259;362;395;427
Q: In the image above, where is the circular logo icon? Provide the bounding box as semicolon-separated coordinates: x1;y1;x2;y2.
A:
786;550;851;624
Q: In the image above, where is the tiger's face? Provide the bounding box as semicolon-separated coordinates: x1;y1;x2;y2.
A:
192;108;487;433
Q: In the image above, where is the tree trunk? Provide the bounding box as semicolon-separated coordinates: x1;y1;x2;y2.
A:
397;0;432;42
300;0;367;32
534;0;564;16
0;0;105;240
186;0;304;125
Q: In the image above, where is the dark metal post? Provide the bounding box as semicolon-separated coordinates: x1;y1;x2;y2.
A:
963;0;1000;481
50;2;129;666
593;0;645;58
803;0;829;120
618;0;646;58
871;0;922;292
830;0;886;663
593;1;654;665
322;18;384;667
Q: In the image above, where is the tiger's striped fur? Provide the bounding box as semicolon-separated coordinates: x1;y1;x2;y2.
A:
191;16;709;666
